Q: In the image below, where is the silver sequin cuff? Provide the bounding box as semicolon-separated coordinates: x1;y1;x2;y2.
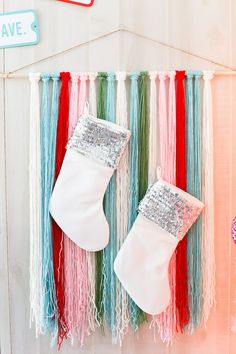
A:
138;180;204;240
67;114;130;169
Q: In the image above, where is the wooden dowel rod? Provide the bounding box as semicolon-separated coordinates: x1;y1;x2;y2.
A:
1;71;236;79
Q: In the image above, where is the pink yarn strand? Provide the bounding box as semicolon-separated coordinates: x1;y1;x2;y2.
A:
63;72;90;345
151;71;177;344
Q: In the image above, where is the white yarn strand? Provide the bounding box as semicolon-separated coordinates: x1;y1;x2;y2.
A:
87;72;99;333
168;71;176;184
115;71;130;344
29;73;42;337
89;72;97;116
148;71;158;184
202;71;216;327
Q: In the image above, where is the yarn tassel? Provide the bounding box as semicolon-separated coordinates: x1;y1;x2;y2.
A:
29;73;43;337
87;72;99;334
115;72;130;344
102;72;117;340
127;72;148;330
201;71;216;327
134;71;148;327
40;73;58;338
128;72;144;331
74;73;89;344
52;72;71;345
186;71;203;331
192;71;202;327
175;71;189;331
148;71;158;184
95;72;108;325
151;71;176;344
63;72;79;343
186;72;196;331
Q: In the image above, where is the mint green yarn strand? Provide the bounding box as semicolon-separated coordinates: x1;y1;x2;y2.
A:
128;72;143;330
97;72;107;119
192;71;202;328
138;72;149;200
102;72;117;339
186;71;202;331
130;71;148;328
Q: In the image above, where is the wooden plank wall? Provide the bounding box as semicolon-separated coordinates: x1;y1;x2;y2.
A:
0;1;236;353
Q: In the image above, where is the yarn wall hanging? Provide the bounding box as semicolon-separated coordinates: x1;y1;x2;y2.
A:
29;69;216;348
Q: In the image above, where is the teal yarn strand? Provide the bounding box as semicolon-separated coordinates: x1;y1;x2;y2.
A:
186;71;203;331
128;72;141;330
49;74;60;179
40;73;58;335
128;72;147;330
128;73;140;230
102;72;117;340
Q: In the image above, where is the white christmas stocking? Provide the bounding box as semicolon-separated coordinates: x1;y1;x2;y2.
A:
114;180;204;315
49;112;130;251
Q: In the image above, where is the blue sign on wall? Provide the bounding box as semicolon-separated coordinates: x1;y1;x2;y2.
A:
0;10;39;48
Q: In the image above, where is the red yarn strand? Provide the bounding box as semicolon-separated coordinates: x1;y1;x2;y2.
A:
175;71;190;331
52;72;71;346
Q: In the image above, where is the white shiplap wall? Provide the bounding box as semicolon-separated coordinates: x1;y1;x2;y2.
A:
0;1;236;354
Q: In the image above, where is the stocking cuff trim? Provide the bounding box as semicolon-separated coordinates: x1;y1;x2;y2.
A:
138;180;204;240
67;114;130;169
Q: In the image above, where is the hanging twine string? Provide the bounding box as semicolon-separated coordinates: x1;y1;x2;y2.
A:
175;70;190;331
201;71;216;327
127;72;143;331
115;71;130;344
102;72;117;340
29;73;43;337
95;72;107;325
186;71;203;331
148;71;158;184
52;72;71;346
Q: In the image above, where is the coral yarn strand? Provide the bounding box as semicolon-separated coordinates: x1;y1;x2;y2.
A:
52;72;71;345
175;70;190;331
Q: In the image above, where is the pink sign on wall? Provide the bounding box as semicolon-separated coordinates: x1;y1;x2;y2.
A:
57;0;94;6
